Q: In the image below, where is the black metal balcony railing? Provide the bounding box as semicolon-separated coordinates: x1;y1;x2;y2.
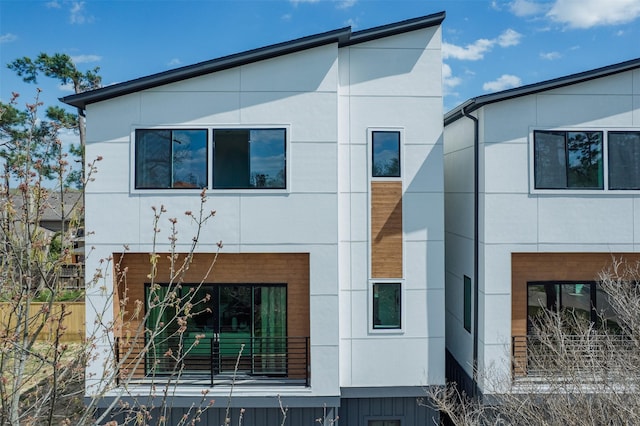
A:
512;334;636;378
115;336;310;387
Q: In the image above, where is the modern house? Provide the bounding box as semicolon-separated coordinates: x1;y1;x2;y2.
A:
443;58;640;395
62;12;446;425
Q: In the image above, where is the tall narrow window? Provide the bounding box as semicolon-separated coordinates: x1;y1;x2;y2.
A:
213;129;286;189
372;282;401;329
372;131;401;177
135;129;208;189
464;275;472;333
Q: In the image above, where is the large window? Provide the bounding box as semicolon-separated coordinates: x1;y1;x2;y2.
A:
135;129;208;189
146;283;287;374
527;281;621;333
533;129;640;191
372;131;401;178
213;129;286;189
534;130;603;189
372;282;401;329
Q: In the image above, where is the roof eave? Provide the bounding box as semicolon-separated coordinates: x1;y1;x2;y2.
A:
444;57;640;126
61;11;446;110
60;27;352;109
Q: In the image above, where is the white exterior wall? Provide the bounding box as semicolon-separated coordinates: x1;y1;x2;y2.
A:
445;68;640;394
443;115;476;382
84;44;342;398
84;23;446;401
338;26;445;389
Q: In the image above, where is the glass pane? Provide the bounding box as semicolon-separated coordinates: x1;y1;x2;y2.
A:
596;282;622;333
249;129;286;188
214;130;250;189
214;129;286;189
372;131;400;177
534;131;567;189
136;130;171;188
373;283;401;329
255;286;287;373
171;130;208;188
145;285;174;373
464;276;472;332
219;286;252;362
560;282;592;321
609;131;640;190
566;131;603;188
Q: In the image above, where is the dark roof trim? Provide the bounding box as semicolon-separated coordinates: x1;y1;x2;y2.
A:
445;57;640;126
61;11;445;109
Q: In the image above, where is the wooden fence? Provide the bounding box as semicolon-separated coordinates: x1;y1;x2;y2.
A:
0;302;85;343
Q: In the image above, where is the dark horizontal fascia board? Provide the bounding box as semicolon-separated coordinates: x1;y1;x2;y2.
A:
60;27;351;109
340;11;445;47
61;11;445;110
444;56;640;126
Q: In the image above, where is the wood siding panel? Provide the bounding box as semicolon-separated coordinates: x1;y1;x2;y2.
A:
371;181;403;278
114;252;310;378
511;252;640;338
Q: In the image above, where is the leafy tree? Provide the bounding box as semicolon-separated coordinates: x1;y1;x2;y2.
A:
8;53;102;188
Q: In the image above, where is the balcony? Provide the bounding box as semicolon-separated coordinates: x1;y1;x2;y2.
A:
512;334;635;379
115;335;310;387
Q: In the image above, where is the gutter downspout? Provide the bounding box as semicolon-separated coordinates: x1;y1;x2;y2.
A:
461;106;480;398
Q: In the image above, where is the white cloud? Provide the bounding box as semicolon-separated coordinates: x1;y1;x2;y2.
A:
0;33;17;43
344;18;358;29
547;0;640;28
59;82;75;92
540;51;562;60
483;74;522;92
69;1;94;24
71;54;101;64
290;0;320;4
509;0;547;16
497;28;522;47
336;0;357;9
46;1;61;8
281;13;292;21
442;63;462;95
443;29;522;61
167;58;182;67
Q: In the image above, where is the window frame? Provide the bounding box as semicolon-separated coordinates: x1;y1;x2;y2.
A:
464;275;472;333
369;279;404;334
369;128;403;181
130;125;290;193
365;416;403;426
529;127;640;194
134;128;209;190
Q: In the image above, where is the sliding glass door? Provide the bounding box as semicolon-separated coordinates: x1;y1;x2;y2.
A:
145;283;287;375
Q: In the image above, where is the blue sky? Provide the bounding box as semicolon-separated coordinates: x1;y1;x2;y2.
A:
2;0;640;143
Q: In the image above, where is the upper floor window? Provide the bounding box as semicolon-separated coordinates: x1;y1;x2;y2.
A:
534;130;603;190
533;129;640;191
372;131;401;178
135;129;208;189
213;129;286;189
608;131;640;190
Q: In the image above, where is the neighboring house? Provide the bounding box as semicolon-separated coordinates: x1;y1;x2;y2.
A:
62;12;446;425
443;58;640;395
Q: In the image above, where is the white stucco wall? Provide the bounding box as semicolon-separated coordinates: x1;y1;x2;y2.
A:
338;25;445;389
84;23;446;400
445;67;640;394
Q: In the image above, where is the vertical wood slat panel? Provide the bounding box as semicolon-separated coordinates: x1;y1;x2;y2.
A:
371;181;403;278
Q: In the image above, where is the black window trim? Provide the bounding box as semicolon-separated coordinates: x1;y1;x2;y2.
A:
531;127;640;193
131;125;289;192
